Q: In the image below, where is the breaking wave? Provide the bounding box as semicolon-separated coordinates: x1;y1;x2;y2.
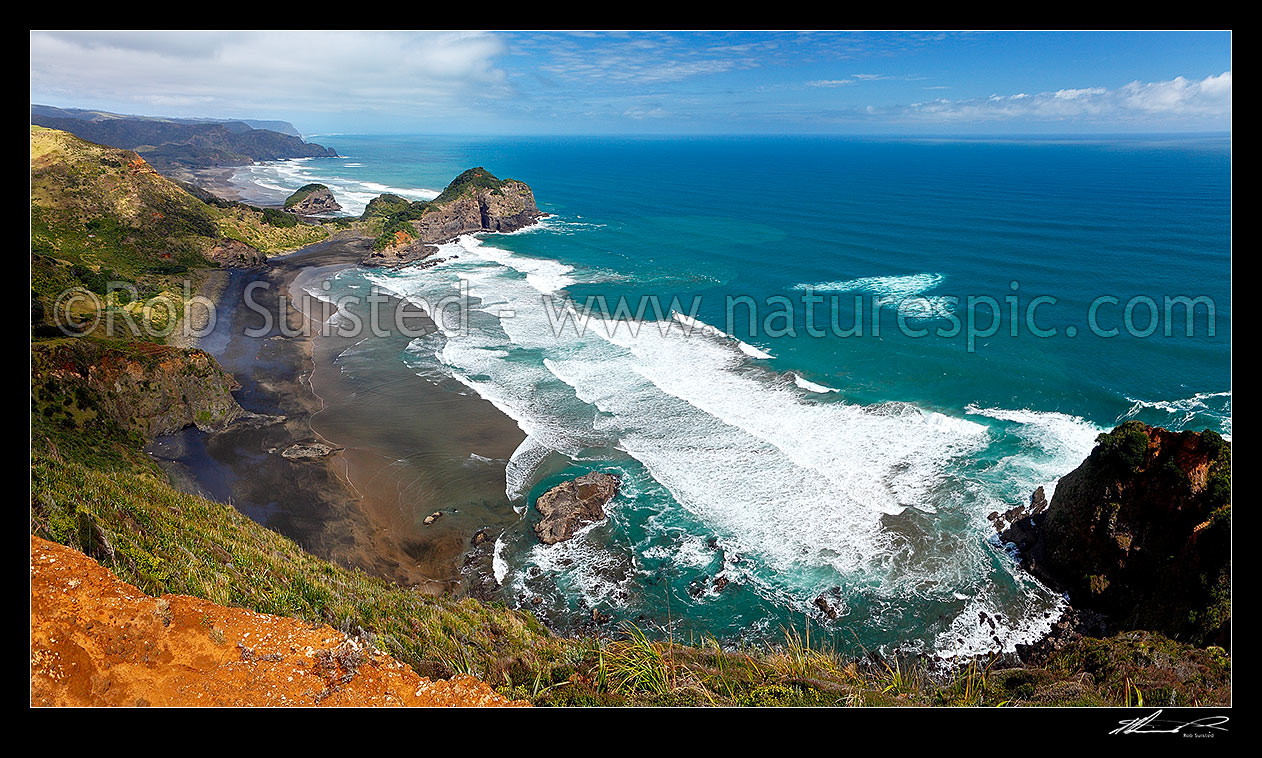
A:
350;232;1092;653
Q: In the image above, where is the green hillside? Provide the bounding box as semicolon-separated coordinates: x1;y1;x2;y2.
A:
30;126;330;337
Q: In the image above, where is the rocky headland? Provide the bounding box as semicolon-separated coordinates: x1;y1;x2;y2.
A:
284;183;342;216
414;167;544;241
1000;421;1231;650
31;105;337;176
360;168;544;267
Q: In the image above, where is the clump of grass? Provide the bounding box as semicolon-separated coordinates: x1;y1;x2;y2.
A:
934;655;1004;707
1122;677;1145;707
876;656;923;697
604;623;675;696
768;623;848;680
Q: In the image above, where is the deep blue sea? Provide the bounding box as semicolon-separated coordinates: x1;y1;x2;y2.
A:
232;134;1231;656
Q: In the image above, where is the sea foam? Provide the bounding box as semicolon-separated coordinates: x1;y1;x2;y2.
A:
362;233;1070;652
232;158;439;216
792;272;954;320
1118;391;1232;438
792;373;839;394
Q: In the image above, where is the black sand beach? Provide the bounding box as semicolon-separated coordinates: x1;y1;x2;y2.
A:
149;235;525;594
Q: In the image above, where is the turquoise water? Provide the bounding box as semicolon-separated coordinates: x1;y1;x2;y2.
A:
238;134;1231;656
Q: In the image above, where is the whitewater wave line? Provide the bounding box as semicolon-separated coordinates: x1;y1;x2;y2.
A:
355;232;1090;654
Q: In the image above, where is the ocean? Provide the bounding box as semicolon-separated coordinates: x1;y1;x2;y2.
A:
230;134;1231;657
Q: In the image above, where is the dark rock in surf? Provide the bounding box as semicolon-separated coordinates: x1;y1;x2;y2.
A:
532;472;620;545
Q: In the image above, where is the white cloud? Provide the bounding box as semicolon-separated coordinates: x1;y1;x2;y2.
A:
623;106;669;119
29;31;1232;134
30;30;510;125
891;72;1231;123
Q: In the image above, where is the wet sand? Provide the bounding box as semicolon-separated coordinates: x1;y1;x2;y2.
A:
169;165;288;207
149;235;524;594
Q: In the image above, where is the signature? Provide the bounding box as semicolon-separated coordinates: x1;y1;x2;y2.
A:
1111;710;1230;735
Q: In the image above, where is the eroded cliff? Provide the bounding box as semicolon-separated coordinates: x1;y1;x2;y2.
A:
414;168;543;243
1002;421;1231;646
31;338;244;442
361;168;543;266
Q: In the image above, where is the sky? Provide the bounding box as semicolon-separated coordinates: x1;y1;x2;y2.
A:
30;30;1232;136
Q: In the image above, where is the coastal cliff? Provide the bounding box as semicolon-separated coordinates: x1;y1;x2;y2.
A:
31;338;244;443
284;183;342;215
31;105;337;175
415;168;543;242
1001;421;1231;647
206;237;266;267
360;168;542;266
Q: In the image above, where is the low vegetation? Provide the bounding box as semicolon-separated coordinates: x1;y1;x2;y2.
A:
283;183;330;209
431;166;509;204
215;205;328;252
359;192;430;251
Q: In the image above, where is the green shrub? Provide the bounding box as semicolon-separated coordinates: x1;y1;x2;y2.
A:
261;206;298;227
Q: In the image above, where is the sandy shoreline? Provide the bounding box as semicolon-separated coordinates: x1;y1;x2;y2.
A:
173;164;288;207
150;235;523;594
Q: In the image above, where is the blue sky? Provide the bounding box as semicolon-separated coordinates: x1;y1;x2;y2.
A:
30;31;1231;135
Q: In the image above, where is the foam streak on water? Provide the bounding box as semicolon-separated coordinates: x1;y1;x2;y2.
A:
791;272;955;320
231;157;439;216
353;234;1088;653
1118;391;1232;439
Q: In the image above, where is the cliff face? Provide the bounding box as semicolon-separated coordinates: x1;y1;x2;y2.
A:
413;168;542;244
206;237;266;267
31;338;244;440
1002;422;1230;646
361;236;439;268
359;168;543;266
284;184;342;215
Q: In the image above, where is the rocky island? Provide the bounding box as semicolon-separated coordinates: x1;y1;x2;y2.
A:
533;472;621;544
284;183;342;216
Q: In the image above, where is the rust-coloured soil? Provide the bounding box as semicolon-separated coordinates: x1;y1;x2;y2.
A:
29;536;526;707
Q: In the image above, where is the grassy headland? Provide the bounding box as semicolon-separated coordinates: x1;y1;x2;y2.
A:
30;126;332;338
